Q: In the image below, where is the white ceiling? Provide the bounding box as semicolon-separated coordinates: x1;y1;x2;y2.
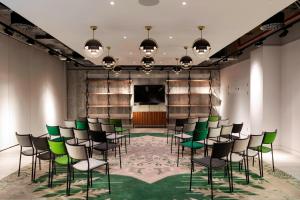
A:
0;0;295;65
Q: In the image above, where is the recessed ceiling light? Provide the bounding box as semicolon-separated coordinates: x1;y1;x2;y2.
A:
110;1;115;6
163;52;167;55
182;1;187;6
123;36;127;39
169;36;173;39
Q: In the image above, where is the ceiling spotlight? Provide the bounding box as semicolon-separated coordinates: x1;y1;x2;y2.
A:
141;56;155;69
48;50;56;56
139;26;158;57
123;36;127;39
110;1;115;5
255;40;264;47
102;46;116;69
279;29;289;38
58;55;67;61
180;46;193;70
84;26;103;58
182;1;187;6
3;27;13;36
66;58;72;62
143;68;152;75
193;26;211;57
169;36;173;39
26;38;35;46
260;12;284;31
173;58;182;75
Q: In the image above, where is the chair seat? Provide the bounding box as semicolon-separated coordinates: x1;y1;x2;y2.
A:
198;139;217;146
253;145;272;153
22;149;44;156
93;143;119;151
73;158;107;171
218;136;231;142
174;133;192;139
107;133;126;140
115;127;129;133
55;155;73;165
181;141;205;149
193;157;227;168
246;149;259;157
78;140;93;148
225;153;243;162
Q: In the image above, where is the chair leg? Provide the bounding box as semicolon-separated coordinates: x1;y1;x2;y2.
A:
261;150;264;177
167;130;169;144
252;157;255;167
107;163;111;194
230;162;233;192
189;161;193;191
271;143;275;172
125;136;128;154
47;159;51;187
18;148;22;177
243;156;248;183
119;145;122;168
39;158;41;170
257;153;262;177
33;154;38;181
128;130;131;144
210;167;214;200
66;165;70;196
170;136;173;153
31;154;35;182
90;170;93;187
226;165;232;192
86;170;90;200
246;156;250;184
177;142;180;167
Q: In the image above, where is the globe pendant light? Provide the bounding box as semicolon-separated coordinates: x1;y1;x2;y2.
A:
173;58;182;74
180;46;193;70
112;66;122;77
193;26;211;56
102;46;116;70
139;26;158;57
143;68;152;75
84;26;103;58
141;56;155;69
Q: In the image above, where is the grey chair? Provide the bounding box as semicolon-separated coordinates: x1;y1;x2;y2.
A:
98;118;110;124
188;118;198;124
31;136;51;184
65;142;111;199
218;119;229;128
73;129;92;156
199;127;222;156
88;122;102;132
101;124;127;154
218;125;233;142
199;117;209;122
171;123;195;153
190;141;234;199
166;118;187;144
87;117;98;123
59;127;76;144
64;120;76;128
208;121;218;128
15;132;35;181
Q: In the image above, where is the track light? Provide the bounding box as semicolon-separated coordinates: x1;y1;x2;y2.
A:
279;29;289;38
26;38;35;46
3;27;13;36
255;40;264;47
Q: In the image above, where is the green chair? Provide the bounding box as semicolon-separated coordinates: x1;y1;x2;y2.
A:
208;115;219;122
46;125;61;141
256;130;277;177
110;119;131;144
195;121;208;131
177;129;208;167
48;139;72;195
75;120;88;130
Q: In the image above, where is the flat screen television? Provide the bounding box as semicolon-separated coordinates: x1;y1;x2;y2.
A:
134;85;165;105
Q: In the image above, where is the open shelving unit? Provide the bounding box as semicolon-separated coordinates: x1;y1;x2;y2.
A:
86;71;132;125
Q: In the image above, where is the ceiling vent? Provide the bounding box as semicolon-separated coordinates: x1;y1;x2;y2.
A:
139;0;159;6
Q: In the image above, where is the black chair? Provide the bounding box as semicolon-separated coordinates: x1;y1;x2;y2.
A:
167;118;187;144
190;141;233;200
231;123;243;139
31;136;51;185
90;131;122;168
15;132;35;181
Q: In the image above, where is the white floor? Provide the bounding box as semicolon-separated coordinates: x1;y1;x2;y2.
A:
1;128;300;181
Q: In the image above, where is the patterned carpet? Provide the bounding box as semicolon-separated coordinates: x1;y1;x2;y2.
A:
0;133;300;199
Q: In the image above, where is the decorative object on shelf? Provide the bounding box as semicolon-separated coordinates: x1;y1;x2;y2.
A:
180;46;193;70
143;68;152;75
193;26;211;56
260;12;284;31
139;26;158;57
102;46;116;69
173;58;182;74
141;56;155;69
84;26;103;58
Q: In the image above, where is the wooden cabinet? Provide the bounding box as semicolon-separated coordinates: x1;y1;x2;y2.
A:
133;112;166;127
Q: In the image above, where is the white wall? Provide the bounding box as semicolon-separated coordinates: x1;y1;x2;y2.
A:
0;34;66;150
220;59;250;134
280;39;300;155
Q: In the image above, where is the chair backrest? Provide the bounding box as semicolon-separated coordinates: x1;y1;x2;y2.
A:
74;129;89;141
88;122;102;132
208;121;218;128
64;120;76;128
218;119;229;127
248;134;264;148
195;121;208;131
220;125;233;136
98;118;110;124
65;143;88;160
31;136;49;151
16;132;32;147
75;120;88;130
193;129;209;141
232;123;243;134
59;127;74;138
109;119;122;127
232;137;250;153
87;117;98;123
208;115;219;122
188;118;198;124
46;125;60;136
90;131;107;143
199;117;208;122
183;123;196;132
48;139;67;155
101;124;115;133
175;119;187;127
208;127;221;138
262;130;277;144
211;141;233;159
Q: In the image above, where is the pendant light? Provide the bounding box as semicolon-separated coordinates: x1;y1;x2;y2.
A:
173;58;182;74
180;46;193;70
84;26;103;58
141;56;155;69
102;46;116;69
193;26;211;56
143;68;152;75
139;26;158;57
112;58;121;76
